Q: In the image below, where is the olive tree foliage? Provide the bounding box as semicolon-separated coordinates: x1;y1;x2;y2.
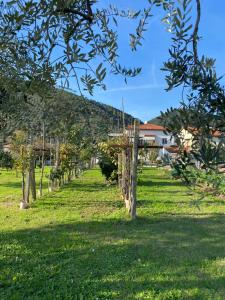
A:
158;0;225;163
161;0;225;125
0;0;158;96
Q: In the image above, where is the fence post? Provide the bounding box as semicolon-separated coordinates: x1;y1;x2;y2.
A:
129;120;139;219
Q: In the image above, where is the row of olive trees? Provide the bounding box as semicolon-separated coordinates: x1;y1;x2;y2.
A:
2;0;224;215
1;89;97;208
8;126;95;209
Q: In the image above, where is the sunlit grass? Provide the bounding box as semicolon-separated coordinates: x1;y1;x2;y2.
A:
0;167;225;299
0;167;50;204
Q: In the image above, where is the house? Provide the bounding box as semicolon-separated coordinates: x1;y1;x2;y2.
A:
108;122;178;162
127;123;176;147
179;127;225;149
126;122;177;159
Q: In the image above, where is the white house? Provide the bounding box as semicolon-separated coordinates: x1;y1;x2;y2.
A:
126;123;177;158
127;123;175;146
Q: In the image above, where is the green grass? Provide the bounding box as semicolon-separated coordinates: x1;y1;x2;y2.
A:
0;168;50;204
1;167;225;299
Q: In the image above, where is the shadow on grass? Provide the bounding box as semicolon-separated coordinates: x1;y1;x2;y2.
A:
137;199;225;207
36;181;123;210
0;182;22;189
1;215;225;299
69;182;110;192
138;179;184;188
0;182;48;190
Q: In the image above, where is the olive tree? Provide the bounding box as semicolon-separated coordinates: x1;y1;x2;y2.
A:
1;0;155;96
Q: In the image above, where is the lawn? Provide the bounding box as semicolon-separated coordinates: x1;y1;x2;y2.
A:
0;168;50;203
1;167;225;299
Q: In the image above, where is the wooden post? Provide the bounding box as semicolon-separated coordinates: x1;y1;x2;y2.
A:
118;153;122;189
122;147;131;210
129;120;139;219
30;157;36;200
121;149;126;197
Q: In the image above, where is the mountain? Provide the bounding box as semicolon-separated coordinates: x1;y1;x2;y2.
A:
148;109;181;126
148;116;163;126
1;86;138;142
57;89;138;139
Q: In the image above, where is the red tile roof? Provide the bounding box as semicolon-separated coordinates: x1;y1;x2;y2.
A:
128;123;165;131
186;127;224;138
212;130;223;137
165;146;191;153
165;146;180;154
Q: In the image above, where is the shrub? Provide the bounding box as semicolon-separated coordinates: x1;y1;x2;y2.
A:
99;155;118;182
0;150;13;169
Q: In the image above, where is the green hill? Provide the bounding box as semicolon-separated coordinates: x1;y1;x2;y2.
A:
56;89;138;139
1;88;138;142
148;116;163;125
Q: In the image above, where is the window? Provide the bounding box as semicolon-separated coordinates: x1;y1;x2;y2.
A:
162;138;167;145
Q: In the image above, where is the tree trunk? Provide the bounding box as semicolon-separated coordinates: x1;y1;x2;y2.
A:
129;120;139;219
49;137;60;190
49;137;52;166
122;147;131;210
55;137;60;169
24;168;31;204
39;122;45;196
30;158;36;200
22;171;25;199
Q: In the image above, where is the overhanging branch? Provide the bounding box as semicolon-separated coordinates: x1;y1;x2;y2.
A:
192;0;201;64
56;1;93;24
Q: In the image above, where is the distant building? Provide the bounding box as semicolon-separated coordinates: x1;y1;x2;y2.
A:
127;123;176;146
179;127;225;149
126;123;177;158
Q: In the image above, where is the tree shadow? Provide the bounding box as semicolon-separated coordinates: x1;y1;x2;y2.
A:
138;179;184;187
36;181;123;210
137;199;225;208
0;182;22;189
1;215;225;299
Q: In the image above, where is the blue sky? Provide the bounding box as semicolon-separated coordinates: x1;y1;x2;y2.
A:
69;0;225;122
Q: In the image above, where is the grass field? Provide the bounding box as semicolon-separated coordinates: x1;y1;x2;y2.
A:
0;168;50;203
1;167;225;299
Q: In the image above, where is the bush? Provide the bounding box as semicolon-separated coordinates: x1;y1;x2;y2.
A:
170;153;225;196
0;151;13;169
99;155;118;182
49;167;64;181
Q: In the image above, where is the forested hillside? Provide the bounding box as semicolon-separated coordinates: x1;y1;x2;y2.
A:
79;95;136;138
54;90;137;139
148;116;163;125
0;89;136;142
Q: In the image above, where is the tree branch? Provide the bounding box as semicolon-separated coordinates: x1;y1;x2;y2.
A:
192;0;201;64
56;3;93;24
86;0;93;21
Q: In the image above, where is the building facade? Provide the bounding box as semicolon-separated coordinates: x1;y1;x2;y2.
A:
126;123;177;158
